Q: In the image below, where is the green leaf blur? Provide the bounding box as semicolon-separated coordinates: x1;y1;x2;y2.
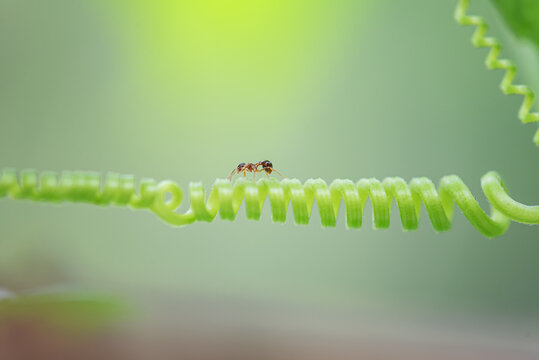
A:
491;0;539;48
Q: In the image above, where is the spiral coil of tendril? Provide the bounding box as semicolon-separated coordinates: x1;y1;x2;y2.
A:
1;168;538;238
455;0;539;145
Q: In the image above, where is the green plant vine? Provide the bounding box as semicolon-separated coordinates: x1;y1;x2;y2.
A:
455;0;539;145
1;168;537;238
1;1;538;238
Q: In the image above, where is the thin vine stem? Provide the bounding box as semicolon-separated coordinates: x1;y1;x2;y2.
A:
455;0;539;145
1;168;537;238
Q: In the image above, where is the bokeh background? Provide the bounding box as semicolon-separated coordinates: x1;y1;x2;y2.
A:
0;0;538;358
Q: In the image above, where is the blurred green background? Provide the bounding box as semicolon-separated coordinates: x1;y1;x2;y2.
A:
0;0;538;338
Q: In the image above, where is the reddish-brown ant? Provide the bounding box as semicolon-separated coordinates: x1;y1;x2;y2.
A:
228;160;286;181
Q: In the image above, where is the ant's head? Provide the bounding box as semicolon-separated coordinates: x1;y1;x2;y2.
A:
237;163;246;171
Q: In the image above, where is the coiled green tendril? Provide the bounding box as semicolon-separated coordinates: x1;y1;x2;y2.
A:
455;0;539;145
1;169;537;238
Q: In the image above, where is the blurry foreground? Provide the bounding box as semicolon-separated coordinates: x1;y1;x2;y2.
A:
1;290;538;360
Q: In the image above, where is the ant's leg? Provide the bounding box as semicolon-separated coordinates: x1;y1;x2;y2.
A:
270;168;287;179
233;170;245;181
228;169;237;182
255;168;268;180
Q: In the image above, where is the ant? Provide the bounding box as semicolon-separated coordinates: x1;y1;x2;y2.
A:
228;160;286;181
